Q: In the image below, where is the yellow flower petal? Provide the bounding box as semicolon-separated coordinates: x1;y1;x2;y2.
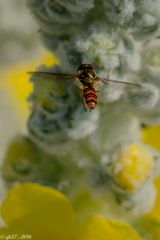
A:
78;215;142;240
43;53;59;67
0;183;143;240
142;125;160;151
1;183;77;240
72;189;102;215
112;143;153;191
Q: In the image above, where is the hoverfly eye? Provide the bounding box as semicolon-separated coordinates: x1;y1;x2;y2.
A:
82;71;88;77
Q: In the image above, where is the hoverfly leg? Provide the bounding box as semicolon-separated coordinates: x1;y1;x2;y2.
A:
81;100;87;112
96;85;101;95
79;91;87;112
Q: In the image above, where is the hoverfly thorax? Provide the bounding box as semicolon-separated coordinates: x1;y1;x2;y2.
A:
77;64;97;86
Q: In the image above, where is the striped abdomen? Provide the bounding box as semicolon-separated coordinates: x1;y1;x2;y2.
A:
83;87;97;110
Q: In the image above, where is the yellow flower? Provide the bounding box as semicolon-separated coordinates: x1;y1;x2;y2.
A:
111;143;153;191
0;183;141;240
142;125;160;151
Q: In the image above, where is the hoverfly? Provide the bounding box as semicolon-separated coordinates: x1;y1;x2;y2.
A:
28;64;141;111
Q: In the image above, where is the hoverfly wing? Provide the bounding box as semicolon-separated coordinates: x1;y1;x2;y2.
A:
99;78;142;88
28;71;78;80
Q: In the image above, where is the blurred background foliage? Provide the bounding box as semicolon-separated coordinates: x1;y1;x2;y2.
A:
0;0;56;163
0;0;38;66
